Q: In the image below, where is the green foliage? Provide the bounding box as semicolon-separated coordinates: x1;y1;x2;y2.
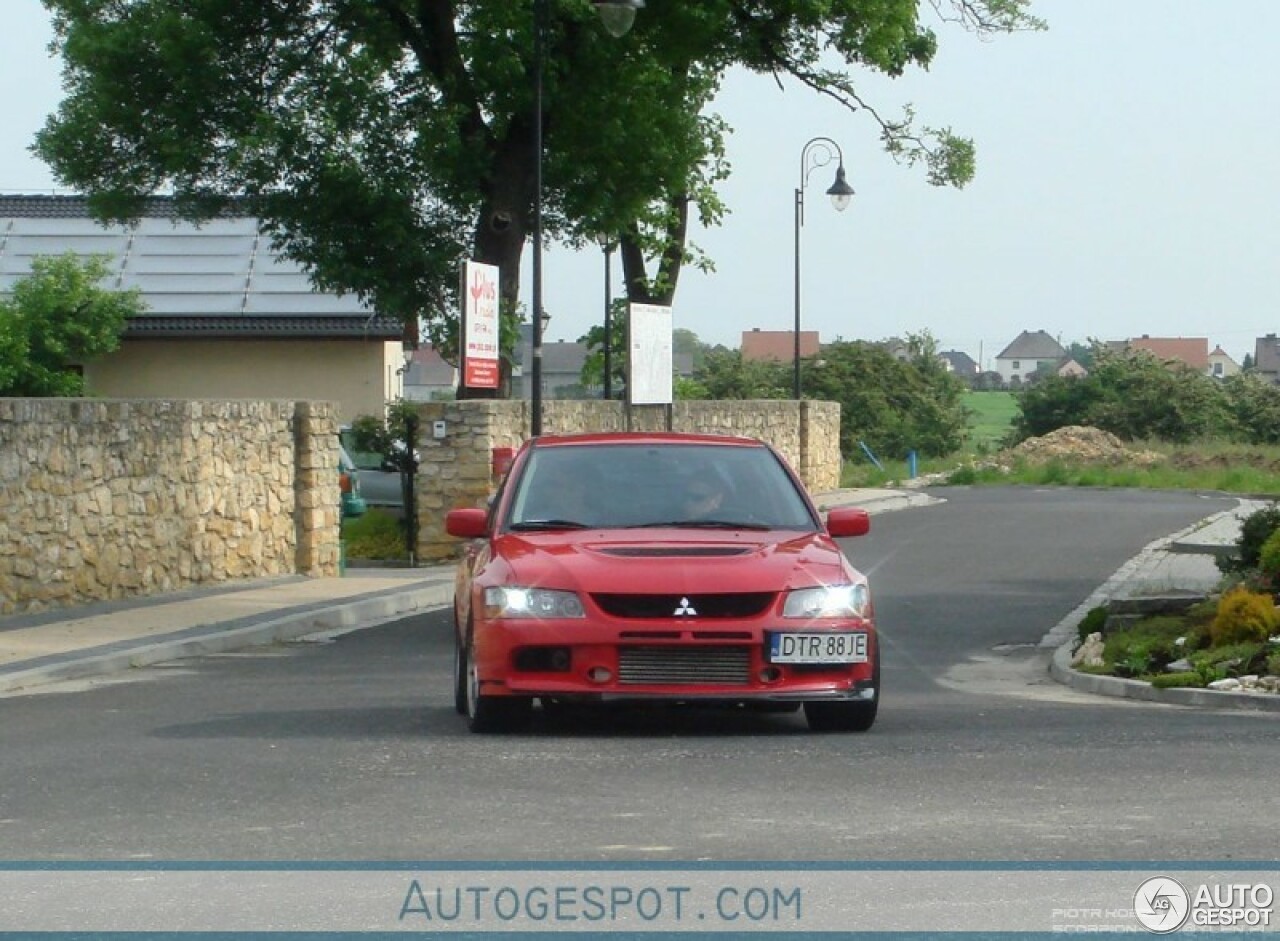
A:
1222;373;1280;445
1209;586;1279;647
1014;346;1234;445
342;509;409;561
0;254;142;396
805;334;969;459
35;1;1039;354
1217;502;1280;576
1076;606;1108;643
346;400;421;560
962;391;1018;451
1149;672;1205;689
1102;615;1191;676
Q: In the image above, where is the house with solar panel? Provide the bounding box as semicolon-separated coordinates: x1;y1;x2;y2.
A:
0;195;407;422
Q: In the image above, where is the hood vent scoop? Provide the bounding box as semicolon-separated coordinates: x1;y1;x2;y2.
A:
599;546;751;558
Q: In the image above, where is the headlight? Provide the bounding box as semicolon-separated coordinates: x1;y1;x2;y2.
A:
783;584;870;619
484;587;585;619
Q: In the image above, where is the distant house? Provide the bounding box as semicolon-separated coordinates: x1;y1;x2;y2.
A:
1057;358;1088;379
1207;345;1240;379
515;325;592;399
939;350;978;378
0;194;405;422
993;330;1067;386
741;328;819;363
1255;333;1280;386
1127;335;1209;373
403;345;457;401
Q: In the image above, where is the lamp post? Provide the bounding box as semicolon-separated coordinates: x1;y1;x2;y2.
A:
598;235;616;399
793;136;854;400
530;0;643;435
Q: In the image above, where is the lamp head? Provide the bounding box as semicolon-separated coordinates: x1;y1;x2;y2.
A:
594;0;644;37
826;165;855;212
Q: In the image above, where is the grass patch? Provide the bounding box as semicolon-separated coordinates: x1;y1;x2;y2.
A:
342;508;410;561
963;391;1018;451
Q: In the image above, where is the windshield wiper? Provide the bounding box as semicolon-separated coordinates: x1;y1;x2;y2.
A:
509;519;591;531
627;519;772;531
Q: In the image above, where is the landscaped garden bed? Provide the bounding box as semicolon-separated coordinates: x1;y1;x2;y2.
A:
1070;503;1280;692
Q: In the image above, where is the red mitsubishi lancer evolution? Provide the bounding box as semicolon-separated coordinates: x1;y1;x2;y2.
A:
445;432;878;733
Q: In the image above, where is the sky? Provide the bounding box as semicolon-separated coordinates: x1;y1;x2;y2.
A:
4;0;1279;369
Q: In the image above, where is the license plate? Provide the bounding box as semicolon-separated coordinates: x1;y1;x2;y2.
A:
769;631;867;664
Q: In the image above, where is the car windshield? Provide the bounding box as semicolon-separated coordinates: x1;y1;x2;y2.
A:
504;442;819;531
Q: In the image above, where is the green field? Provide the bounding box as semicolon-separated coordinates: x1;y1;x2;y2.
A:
963;390;1018;451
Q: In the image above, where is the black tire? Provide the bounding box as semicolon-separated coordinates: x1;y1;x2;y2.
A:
803;698;877;732
805;660;880;732
452;628;468;716
464;634;532;733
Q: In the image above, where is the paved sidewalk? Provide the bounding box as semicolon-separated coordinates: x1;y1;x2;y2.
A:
0;487;936;695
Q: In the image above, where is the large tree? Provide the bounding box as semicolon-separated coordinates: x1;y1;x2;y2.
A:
35;0;1040;377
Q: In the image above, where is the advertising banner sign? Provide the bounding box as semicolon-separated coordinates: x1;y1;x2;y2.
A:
462;260;500;389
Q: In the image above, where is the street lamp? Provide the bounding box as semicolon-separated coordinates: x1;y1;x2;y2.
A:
793;136;854;399
531;0;644;435
598;234;616;399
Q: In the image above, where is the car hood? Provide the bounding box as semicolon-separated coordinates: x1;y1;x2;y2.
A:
492;528;861;595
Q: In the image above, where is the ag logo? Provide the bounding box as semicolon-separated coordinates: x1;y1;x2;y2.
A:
1134;876;1190;933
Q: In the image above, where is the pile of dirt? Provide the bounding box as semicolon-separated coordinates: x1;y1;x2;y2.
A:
1005;425;1164;467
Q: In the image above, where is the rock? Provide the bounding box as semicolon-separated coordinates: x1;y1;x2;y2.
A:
1208;678;1242;691
1166;659;1193;672
1072;632;1105;667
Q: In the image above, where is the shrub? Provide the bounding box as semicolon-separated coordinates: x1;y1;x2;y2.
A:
1209;587;1279;647
1259;529;1280;588
1077;605;1109;643
1218;502;1280;575
1102;615;1188;674
1150;672;1206;689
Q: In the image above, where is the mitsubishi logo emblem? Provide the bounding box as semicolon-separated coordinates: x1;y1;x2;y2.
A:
674;597;697;616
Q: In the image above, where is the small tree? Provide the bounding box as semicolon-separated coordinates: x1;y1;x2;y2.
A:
0;253;142;396
348;401;421;564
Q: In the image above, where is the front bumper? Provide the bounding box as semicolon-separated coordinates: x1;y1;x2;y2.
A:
472;622;878;702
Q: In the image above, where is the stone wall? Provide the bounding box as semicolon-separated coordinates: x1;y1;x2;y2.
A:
412;399;841;562
0;399;340;616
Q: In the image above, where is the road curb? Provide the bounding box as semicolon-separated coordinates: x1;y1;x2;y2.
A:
1050;639;1280;713
0;583;455;695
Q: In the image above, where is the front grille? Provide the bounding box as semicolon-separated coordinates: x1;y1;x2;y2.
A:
618;646;752;685
593;593;774;619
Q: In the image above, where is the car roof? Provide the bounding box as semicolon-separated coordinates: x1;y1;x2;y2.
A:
529;431;766;449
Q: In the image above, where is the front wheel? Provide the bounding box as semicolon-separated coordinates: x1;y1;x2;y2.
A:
465;634;532;733
803;698;877;732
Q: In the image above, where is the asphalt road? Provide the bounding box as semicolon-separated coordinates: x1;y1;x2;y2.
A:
4;486;1278;862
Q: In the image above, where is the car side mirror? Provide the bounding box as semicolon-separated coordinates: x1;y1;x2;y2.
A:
445;507;489;539
825;507;870;538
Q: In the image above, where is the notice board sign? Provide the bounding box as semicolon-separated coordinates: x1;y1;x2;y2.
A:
628;302;673;405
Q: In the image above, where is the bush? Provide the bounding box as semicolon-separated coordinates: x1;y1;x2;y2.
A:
1102;615;1189;674
1218;502;1280;575
1150;672;1206;689
1077;605;1108;643
1209;587;1279;647
1259;528;1280;588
